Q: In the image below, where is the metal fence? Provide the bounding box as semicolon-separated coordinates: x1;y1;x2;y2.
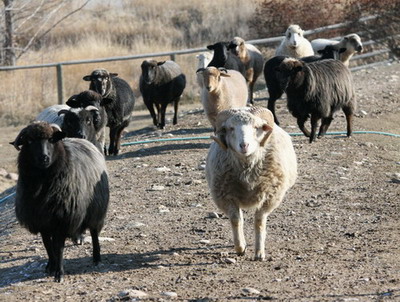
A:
0;15;391;104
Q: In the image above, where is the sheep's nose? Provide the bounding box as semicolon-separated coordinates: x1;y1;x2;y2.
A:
206;86;211;91
357;45;363;52
240;142;249;153
41;155;50;165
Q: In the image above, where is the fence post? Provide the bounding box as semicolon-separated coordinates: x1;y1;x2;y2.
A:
170;54;176;61
56;64;64;104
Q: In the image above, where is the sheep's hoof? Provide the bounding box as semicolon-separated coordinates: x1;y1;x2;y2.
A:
254;255;266;261
54;273;64;283
236;246;246;256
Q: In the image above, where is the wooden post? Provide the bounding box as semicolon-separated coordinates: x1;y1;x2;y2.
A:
170;54;176;61
56;64;64;104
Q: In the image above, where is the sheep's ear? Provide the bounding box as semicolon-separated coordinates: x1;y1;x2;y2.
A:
66;94;78;107
11;127;29;151
207;44;215;50
49;132;66;144
339;48;346;54
110;73;118;78
83;75;92;81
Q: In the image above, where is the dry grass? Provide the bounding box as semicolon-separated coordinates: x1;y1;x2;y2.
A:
0;0;261;126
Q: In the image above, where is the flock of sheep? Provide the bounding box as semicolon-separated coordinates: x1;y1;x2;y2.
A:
10;24;363;282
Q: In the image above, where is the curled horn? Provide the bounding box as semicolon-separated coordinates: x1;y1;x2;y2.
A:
211;109;242;151
248;106;275;146
196;68;206;73
58;109;70;116
84;105;99;112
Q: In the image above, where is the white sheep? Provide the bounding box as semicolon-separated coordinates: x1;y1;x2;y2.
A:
196;52;213;69
311;33;363;66
206;106;297;260
228;37;264;104
35;104;70;126
196;67;248;129
276;24;314;58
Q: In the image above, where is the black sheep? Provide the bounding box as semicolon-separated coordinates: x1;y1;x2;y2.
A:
264;45;346;125
207;42;246;77
139;60;186;129
11;122;109;282
275;58;356;143
83;69;135;156
66;90;107;154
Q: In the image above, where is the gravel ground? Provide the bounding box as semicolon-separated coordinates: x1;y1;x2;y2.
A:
0;61;399;301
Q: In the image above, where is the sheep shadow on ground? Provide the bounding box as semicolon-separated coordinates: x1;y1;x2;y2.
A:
0;245;229;288
107;142;211;161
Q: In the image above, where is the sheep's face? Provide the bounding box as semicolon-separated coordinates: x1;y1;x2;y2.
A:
83;69;118;97
222;116;272;158
275;59;304;91
343;34;363;53
201;67;230;92
60;107;98;141
207;42;229;61
228;37;244;56
286;25;304;49
11;122;66;169
141;60;160;85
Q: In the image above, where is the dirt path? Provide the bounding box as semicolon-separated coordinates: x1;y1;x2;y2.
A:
0;62;399;301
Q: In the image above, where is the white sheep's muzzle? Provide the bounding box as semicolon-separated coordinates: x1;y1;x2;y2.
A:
289;33;301;48
230;124;259;157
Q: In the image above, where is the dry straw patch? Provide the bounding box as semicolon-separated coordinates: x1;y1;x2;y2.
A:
0;0;260;126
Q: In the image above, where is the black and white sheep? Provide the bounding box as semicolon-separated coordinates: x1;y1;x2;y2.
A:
207;42;246;77
228;37;264;104
36;102;105;155
66;90;107;153
264;45;346;125
275;58;356;142
11;122;109;282
311;33;363;66
206;107;297;260
196;67;248;129
275;24;314;58
83;69;135;156
139;60;186;129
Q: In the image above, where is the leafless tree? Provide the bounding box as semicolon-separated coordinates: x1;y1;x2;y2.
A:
0;0;91;66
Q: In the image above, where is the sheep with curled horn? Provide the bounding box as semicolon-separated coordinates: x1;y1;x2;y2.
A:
206;107;297;260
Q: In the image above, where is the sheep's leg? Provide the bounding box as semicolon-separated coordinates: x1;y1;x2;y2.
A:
227;205;246;256
318;116;333;138
267;92;283;125
90;228;101;264
114;120;129;156
145;101;158;126
173;98;179;125
248;79;255;105
41;232;55;274
254;209;269;261
296;116;311;138
108;127;117;156
309;114;320;143
342;106;354;137
52;234;66;282
159;103;168;129
156;103;162;127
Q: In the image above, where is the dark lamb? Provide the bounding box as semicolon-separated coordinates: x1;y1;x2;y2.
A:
139;60;186;129
58;106;104;154
83;69;135;156
275;58;356;143
207;42;246;77
66;90;107;154
264;45;346;125
11;122;109;282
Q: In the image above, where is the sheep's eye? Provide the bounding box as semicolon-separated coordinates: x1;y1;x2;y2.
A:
288;33;291;38
229;127;234;131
